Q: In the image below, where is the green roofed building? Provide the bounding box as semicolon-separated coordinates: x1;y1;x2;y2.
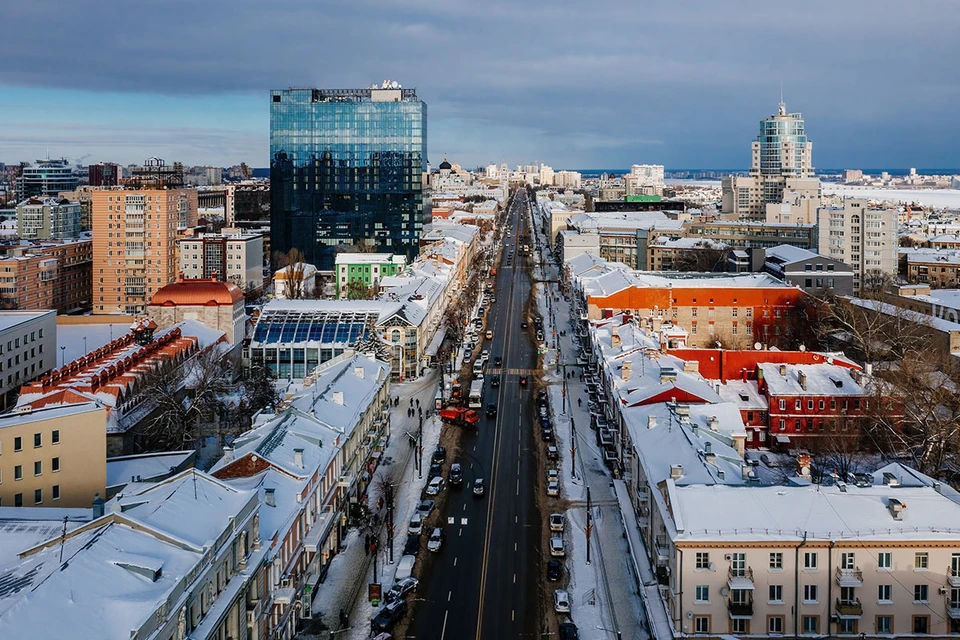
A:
335;252;407;298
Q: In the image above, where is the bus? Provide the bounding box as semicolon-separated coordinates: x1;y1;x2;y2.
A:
468;380;483;409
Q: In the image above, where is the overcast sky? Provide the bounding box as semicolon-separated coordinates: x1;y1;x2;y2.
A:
1;0;957;170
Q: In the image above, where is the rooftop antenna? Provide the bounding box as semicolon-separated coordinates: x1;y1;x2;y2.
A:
779;83;786;116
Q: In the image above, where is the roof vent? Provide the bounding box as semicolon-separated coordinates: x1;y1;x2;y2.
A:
265;487;276;507
294;448;304;469
332;391;345;405
779;364;787;376
354;366;365;380
887;497;906;520
647;415;657;429
707;416;719;431
670;464;683;480
222;446;234;463
797;370;807;391
660;366;678;383
883;472;899;487
621;360;633;381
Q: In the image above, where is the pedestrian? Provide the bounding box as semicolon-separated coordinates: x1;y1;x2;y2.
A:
578;397;582;407
410;398;414;407
415;398;420;408
418;407;422;418
339;608;348;627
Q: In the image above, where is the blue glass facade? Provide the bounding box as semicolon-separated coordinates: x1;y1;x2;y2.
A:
269;87;427;269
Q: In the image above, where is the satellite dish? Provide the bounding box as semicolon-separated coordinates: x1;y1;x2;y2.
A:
754;342;762;351
799;344;806;352
720;587;730;597
687;612;694;619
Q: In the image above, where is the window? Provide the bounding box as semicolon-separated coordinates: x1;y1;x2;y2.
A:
14;465;22;481
52;457;59;472
804;551;818;570
841;552;856;569
33;488;42;504
915;552;928;570
14;493;22;507
914;585;928;603
838;618;857;634
52;485;60;500
14;436;21;452
769;616;784;634
52;430;60;445
770;552;783;570
803;584;818;603
876;616;892;634
878;584;892;602
769;585;784;603
33;433;41;448
802;616;819;634
730;552;746;577
795;399;801;410
912;616;929;634
695;552;711;570
731;619;748;634
34;461;41;476
694;616;709;634
695;585;709;602
805;278;813;288
779;399;786;410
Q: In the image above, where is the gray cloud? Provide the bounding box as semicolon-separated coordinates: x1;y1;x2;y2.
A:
1;0;958;168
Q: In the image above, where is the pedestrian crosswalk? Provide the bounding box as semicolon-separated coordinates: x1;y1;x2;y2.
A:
487;368;539;375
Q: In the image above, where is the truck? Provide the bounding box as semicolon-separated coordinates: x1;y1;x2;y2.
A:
467;380;483;409
439;406;480;427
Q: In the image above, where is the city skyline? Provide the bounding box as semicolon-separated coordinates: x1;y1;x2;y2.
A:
0;1;957;169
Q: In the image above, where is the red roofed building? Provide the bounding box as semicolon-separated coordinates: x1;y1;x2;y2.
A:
148;275;246;344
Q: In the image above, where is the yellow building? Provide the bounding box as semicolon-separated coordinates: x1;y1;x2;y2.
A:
0;402;107;508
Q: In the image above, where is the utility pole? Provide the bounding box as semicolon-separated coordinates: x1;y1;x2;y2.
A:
586;487;592;565
372;530;379;584
570;416;577;479
418;416;424;480
387;483;394;564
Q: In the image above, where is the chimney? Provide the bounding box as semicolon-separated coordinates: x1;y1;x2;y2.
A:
92;493;105;519
647;415;657;429
294;448;304;469
354;366;365;379
683;361;699;373
611;333;621;348
621;360;633;381
222;446;234;463
707;416;719;431
887;497;905;521
670;464;683;480
779;364;787;376
264;488;276;507
797;370;807;391
333;391;345;405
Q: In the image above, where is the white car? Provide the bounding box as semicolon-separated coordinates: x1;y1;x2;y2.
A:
549;513;564;532
546;480;560;497
426;476;445;496
546;468;559;482
554;589;571;613
408;513;424;535
549;536;565;557
480;349;489;360
427;527;444;552
395;554;416;581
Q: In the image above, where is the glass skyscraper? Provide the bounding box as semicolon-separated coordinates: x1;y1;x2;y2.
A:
269;84;427;269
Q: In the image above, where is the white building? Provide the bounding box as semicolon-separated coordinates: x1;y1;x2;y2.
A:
16;197;82;240
0;311;56;409
626;164;665;196
818;198;899;291
178;231;264;291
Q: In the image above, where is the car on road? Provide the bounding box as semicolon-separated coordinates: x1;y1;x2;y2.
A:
491;374;501;387
546;445;559;460
426;476;445;496
549;536;565;557
485;403;497;417
519;375;528;386
546;480;560;497
480;349;489;360
486;330;493;339
417;500;435;518
472;477;485;497
395;554;417;581
553;589;571;613
521;321;528;329
547;559;563;581
403;534;420;556
384;577;419;603
408;513;424;535
494;356;502;367
542;428;555;442
549;513;564;532
558;622;579;640
427;527;445;552
432;447;446;464
539;405;549;417
371;599;407;632
449;463;463;486
474;372;484;383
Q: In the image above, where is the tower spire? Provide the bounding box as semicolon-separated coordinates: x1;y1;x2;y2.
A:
779;82;786;116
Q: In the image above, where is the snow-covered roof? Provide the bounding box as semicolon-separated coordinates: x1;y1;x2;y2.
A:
0;310;53;334
759;362;869;396
846;296;960;334
649;237;729;250
763;244;819;265
334;253;405;265
0;509;90;568
106;450;196;489
632;272;791;290
716;379;767;410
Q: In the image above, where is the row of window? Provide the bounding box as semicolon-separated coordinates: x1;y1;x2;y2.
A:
2;457;60;481
695;550;930;571
0;328;44;356
0;485;60;506
694;613;931;635
0;430;60;454
695;584;949;606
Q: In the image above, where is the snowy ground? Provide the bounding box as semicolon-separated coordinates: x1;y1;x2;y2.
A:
306;370;443;638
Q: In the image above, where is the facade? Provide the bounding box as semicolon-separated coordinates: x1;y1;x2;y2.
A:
0;239;94;313
269;83;428;269
335;252;406;298
685;220;818;251
87;162;120;187
0;311;56;408
0;402;107;508
15;159;78;201
16;197;82;239
149;276;247;345
901;249;960;288
178;231;264;291
762;244;855;296
91;187;198;314
225;181;270;229
818;199;899;292
626;164;665;196
722;103;819;219
272;262;318;299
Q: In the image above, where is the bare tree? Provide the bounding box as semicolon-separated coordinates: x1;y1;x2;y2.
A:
274;248;308;299
672;243;731;272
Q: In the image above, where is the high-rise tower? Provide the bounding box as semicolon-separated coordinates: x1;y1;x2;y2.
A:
269;82;427;269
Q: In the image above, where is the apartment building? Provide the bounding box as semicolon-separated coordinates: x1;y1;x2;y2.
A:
0;311;56;408
818;199;898;292
0;402;106;508
901;248;960;288
16;196;82;239
91;187;198;314
178;231;264;291
0;238;93;313
335;252;406;298
762;244;855;296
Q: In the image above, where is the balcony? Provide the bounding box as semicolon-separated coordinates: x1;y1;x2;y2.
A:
948;567;960;588
654;535;670;565
835;598;863;618
727;594;754;618
727;565;755;590
835;566;864;587
945;596;960;620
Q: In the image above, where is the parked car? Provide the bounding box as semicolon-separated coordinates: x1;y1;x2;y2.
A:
474;372;484;382
486;403;498;417
546;480;560;497
403;535;420;556
426;476;445;496
554;589;571;613
428;462;443;479
408;513;424;535
521;321;528;329
558;622;579;640
395;554;416;581
491;374;501;387
432;447;447;464
542;428;555;442
549;513;564;532
547;559;563;581
480;349;489;360
384;577;419;603
473;478;485;497
427;527;445;552
539;406;549;417
546;445;559;460
449;463;463;486
547;468;559;482
549;536;565;557
417;500;435;518
486;330;493;339
371;599;407;632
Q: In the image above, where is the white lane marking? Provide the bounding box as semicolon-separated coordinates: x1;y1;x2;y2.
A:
462;503;467;512
441;609;450;640
511;609;515;622
448;590;453;601
514;542;517;551
513;573;517;584
454;557;458;567
516;478;519;495
461;517;468;525
459;528;463;537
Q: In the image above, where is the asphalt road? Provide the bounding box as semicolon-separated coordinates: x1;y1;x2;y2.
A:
408;189;541;639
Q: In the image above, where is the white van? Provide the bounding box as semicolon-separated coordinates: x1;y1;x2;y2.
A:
473;360;484;375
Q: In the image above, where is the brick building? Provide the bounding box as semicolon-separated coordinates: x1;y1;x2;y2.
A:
0;238;92;313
